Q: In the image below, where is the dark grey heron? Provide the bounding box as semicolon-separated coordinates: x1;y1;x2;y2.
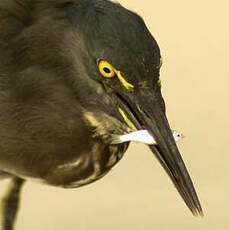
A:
0;0;203;229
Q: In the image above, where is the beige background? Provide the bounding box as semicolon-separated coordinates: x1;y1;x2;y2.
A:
1;0;228;229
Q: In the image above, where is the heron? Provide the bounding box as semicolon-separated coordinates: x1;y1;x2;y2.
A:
0;0;203;229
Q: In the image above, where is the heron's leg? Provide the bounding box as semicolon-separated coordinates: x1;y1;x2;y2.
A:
1;177;25;230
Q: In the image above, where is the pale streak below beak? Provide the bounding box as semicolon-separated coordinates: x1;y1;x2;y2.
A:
111;130;185;145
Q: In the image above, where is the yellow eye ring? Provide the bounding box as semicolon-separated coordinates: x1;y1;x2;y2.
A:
98;60;116;78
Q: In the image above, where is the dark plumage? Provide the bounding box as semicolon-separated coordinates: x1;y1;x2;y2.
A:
0;0;202;229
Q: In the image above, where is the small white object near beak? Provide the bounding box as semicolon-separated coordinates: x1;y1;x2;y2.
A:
111;129;185;145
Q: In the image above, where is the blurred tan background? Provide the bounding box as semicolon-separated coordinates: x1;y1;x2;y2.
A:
1;0;229;229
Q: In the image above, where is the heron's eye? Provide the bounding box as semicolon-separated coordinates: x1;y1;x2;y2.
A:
98;60;116;78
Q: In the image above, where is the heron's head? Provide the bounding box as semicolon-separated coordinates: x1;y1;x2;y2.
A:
57;0;202;216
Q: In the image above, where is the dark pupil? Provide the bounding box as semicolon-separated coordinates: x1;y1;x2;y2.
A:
103;67;111;74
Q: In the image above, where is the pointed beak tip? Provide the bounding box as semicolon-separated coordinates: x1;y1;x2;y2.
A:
192;208;204;219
